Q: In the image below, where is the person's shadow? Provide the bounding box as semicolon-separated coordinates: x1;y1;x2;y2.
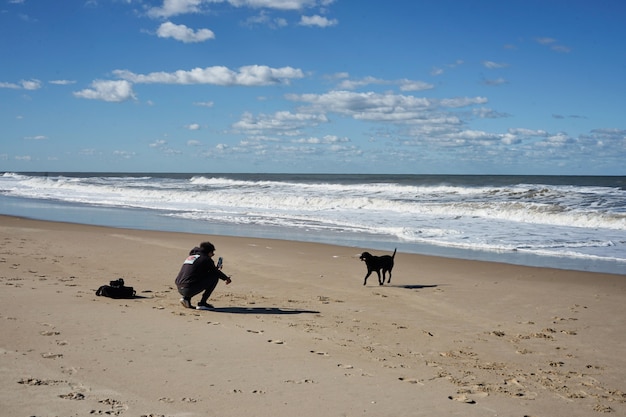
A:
210;306;320;315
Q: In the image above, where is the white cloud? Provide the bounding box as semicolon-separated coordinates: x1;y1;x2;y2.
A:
114;65;304;86
508;128;549;137
544;133;574;146
590;128;626;137
287;90;486;123
287;90;432;121
147;0;324;18
73;80;136;102
299;14;337;27
150;139;168;148
439;96;488;108
0;79;42;90
113;150;136;159
482;61;509;69
49;79;76;85
229;0;319;10
337;76;385;90
163;148;183;156
535;37;556;45
23;135;48;140
535;37;571;53
399;79;434;92
337;76;433;92
243;11;288;28
430;60;464;76
194;101;214;107
473;107;510;119
430;67;444;76
292;135;349;144
21;79;42;90
157;21;215;43
0;82;21;89
453;129;501;142
147;0;204;18
185;123;201;130
233;110;327;135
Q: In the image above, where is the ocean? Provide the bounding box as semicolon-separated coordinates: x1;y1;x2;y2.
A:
1;172;624;275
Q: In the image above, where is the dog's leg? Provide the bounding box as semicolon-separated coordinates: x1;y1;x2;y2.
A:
387;270;392;284
377;270;383;286
363;270;373;286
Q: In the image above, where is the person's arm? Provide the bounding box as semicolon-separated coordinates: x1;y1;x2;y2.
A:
208;258;232;283
217;268;232;284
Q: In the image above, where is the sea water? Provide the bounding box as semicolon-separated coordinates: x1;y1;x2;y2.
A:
1;172;624;275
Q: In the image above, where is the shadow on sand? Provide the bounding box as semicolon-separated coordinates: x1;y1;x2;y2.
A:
390;284;439;290
209;306;320;315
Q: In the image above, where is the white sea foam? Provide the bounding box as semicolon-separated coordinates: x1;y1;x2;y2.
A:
1;172;625;265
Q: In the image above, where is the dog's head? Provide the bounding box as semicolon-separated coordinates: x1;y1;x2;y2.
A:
359;252;372;262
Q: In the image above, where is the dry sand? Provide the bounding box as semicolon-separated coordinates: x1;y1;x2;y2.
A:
1;214;624;417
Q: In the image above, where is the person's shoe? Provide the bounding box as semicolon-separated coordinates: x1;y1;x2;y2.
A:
196;302;214;310
180;298;192;309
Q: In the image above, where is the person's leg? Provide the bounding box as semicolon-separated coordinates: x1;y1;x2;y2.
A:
178;286;203;308
198;277;219;306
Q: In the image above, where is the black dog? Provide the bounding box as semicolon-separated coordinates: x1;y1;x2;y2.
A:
360;248;396;286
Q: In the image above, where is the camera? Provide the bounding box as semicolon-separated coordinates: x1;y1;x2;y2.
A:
109;278;125;288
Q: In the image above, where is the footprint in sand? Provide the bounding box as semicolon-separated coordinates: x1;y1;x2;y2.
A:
310;350;329;356
448;394;476;404
267;339;284;344
285;379;316;384
18;377;64;386
337;364;354;369
98;398;128;413
59;392;85;400
247;329;264;334
399;377;424;385
41;352;63;359
158;397;175;403
181;397;198;403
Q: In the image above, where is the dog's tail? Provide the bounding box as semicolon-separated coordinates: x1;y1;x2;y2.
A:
392;248;397;258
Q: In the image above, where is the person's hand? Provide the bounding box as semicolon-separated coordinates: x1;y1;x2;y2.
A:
225;277;232;285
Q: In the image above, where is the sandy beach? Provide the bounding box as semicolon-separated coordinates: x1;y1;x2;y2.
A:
1;214;624;416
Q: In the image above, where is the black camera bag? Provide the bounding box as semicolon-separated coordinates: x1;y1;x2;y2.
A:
96;278;136;299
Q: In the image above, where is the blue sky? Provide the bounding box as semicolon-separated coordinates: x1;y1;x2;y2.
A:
1;0;625;175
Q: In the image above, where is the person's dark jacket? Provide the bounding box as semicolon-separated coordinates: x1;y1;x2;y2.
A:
175;247;228;288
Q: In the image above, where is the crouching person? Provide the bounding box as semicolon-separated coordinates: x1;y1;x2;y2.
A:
175;241;231;310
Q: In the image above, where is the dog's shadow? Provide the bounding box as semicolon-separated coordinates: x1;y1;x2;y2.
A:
389;284;439;290
210;306;320;315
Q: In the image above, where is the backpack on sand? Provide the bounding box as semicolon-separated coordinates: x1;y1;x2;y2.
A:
96;278;136;299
